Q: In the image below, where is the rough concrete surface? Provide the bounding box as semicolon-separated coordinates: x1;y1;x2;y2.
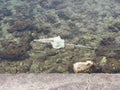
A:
0;74;119;90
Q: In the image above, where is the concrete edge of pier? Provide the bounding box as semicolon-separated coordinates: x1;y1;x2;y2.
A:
0;73;119;90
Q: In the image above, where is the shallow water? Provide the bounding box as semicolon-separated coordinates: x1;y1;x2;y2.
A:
0;0;120;73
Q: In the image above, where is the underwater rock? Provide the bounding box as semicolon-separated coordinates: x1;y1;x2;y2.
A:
0;45;29;60
95;37;120;58
0;18;35;60
0;8;12;17
3;9;12;16
35;23;51;35
30;62;43;73
99;37;118;47
93;56;120;73
45;14;56;23
0;33;33;60
39;0;64;9
100;56;107;66
73;61;94;73
57;11;70;20
107;22;120;32
7;19;34;33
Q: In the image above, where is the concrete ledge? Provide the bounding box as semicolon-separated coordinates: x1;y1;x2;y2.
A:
0;74;119;90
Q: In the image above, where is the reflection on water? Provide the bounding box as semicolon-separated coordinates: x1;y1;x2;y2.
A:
0;0;120;73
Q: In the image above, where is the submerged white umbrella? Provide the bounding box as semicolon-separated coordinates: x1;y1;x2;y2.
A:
34;36;93;49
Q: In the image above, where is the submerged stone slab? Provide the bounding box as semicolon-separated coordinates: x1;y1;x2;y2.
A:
0;74;119;90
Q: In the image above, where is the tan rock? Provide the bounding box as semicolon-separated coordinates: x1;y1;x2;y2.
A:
73;61;94;73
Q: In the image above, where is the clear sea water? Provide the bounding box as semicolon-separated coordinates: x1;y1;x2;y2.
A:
0;0;120;73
